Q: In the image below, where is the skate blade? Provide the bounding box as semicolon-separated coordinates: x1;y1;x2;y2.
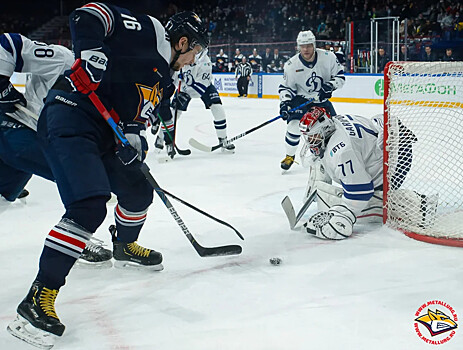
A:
75;259;113;269
220;148;235;154
7;315;59;349
114;260;164;271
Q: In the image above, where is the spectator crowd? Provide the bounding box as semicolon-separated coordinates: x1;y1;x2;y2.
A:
1;0;461;74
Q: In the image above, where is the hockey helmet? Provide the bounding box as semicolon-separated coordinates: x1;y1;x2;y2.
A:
299;106;335;156
166;11;209;54
297;30;316;49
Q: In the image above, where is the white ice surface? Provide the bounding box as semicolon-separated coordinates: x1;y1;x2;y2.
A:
1;98;462;349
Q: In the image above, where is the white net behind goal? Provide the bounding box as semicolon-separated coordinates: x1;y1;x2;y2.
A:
384;61;463;246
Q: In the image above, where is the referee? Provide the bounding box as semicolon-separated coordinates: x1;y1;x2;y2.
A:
235;56;252;97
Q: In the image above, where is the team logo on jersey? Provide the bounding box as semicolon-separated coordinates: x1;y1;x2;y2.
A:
305;71;323;91
414;300;458;345
135;82;163;122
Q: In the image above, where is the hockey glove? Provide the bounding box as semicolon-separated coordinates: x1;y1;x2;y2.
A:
304;205;356;240
122;122;148;162
318;82;334;101
171;91;191;111
280;101;307;122
68;49;108;94
0;78;27;113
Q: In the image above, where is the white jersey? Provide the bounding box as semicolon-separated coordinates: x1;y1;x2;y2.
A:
0;33;74;130
279;49;345;103
174;54;213;99
320;114;383;214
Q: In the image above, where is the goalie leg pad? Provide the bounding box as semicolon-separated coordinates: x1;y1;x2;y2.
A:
304;205;356;240
303;159;332;202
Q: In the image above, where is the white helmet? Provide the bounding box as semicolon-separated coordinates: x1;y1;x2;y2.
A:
299;107;335;157
297;30;316;49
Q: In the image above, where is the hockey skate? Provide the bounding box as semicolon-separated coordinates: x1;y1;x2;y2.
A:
154;135;164;153
75;237;113;268
109;225;163;271
166;143;176;159
7;280;64;349
219;137;235;153
18;189;30;199
281;155;295;171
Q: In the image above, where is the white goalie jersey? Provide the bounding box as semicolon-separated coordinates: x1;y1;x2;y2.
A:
0;33;74;130
320;114;383;215
174;54;213;99
279;49;345;103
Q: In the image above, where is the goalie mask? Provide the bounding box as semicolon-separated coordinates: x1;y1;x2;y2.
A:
299;107;335;157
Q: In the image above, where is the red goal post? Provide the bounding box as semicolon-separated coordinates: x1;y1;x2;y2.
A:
383;61;463;247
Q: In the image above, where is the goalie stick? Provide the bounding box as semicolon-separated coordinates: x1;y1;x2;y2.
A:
189;98;314;152
281;190;317;230
87;90;243;257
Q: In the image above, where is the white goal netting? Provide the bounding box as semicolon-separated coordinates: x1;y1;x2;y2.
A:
384;61;463;246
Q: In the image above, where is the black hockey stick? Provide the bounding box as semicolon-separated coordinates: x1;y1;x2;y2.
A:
281;190;317;229
87;91;243;256
189;98;315;152
141;163;243;257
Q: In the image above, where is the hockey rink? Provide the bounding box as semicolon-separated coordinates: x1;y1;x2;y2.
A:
1;97;462;349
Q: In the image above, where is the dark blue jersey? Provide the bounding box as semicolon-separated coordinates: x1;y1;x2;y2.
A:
58;2;174;124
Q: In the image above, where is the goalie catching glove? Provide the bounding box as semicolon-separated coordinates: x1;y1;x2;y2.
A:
304;205;356;240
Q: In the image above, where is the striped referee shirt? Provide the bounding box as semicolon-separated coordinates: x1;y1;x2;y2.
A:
235;62;252;78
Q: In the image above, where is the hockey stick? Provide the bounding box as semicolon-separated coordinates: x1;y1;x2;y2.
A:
171;78;183;153
87;91;243;257
154;111;191;156
141;163;243;257
189;98;315;152
14;104;39;121
281;190;317;230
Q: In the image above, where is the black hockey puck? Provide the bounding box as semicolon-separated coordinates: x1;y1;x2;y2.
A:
269;257;282;266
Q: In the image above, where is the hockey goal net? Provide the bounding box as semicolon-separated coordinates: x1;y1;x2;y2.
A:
383;61;463;247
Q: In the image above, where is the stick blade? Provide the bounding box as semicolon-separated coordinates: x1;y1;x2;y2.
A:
189;138;213;152
193;241;242;257
281;196;297;229
176;148;191;155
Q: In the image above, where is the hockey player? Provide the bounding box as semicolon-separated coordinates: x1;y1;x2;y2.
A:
0;33;112;265
248;48;262;72
279;30;345;171
154;51;235;154
7;4;209;348
298;106;416;240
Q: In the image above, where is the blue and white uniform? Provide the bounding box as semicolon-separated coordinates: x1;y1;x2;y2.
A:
0;34;73;200
0;33;73;130
280;49;345;158
158;53;230;143
321;114;383;215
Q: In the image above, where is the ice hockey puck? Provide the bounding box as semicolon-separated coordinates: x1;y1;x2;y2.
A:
269;257;282;266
